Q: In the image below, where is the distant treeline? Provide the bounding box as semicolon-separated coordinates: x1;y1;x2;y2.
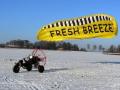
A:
34;41;80;51
0;39;119;53
0;39;80;51
105;45;120;53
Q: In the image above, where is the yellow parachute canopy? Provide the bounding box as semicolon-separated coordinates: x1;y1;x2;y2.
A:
37;14;118;41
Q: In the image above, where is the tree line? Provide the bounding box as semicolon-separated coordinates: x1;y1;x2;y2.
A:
106;45;120;53
34;41;79;51
0;39;119;53
0;40;80;51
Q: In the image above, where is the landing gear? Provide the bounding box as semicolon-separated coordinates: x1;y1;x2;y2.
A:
38;65;44;73
13;63;20;73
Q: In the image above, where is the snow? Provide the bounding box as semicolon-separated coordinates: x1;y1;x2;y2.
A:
0;48;120;90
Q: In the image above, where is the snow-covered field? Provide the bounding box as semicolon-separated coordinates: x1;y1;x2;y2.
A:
0;48;120;90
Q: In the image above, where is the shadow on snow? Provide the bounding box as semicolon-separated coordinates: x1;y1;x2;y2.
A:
44;68;69;73
20;67;70;73
93;61;120;64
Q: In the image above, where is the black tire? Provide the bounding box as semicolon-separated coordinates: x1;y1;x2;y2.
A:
13;63;20;73
26;64;32;71
34;63;39;68
38;65;44;73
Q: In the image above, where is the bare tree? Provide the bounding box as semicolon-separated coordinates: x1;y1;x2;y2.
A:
99;45;103;51
87;44;90;50
93;45;97;51
117;45;120;53
108;45;116;53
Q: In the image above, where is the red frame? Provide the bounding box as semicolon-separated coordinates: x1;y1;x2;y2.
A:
32;49;47;66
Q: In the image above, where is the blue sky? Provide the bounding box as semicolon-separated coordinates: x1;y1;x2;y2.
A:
0;0;120;47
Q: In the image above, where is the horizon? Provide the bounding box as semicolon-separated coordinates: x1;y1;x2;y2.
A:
0;39;118;49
